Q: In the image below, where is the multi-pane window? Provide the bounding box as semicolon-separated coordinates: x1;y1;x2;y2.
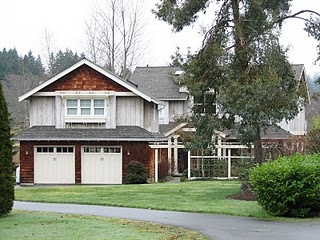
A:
36;146;74;153
193;92;216;115
56;147;74;153
36;147;54;153
83;147;121;154
66;99;105;116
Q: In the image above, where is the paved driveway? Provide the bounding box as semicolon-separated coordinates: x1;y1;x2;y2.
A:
14;201;320;240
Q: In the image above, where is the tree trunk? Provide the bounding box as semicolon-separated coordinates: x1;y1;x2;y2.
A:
254;125;264;164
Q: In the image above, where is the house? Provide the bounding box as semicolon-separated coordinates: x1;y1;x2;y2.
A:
14;59;168;185
277;64;310;135
129;64;310;177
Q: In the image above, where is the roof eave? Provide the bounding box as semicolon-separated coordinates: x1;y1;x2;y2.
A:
13;137;168;142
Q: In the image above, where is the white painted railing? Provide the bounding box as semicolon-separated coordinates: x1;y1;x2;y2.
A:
187;144;253;180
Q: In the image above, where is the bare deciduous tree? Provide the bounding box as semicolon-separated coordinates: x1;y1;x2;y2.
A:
85;0;145;79
41;28;57;71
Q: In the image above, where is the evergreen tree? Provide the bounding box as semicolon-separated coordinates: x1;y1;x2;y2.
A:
0;81;14;215
0;48;20;79
48;49;85;77
154;0;320;163
22;51;45;76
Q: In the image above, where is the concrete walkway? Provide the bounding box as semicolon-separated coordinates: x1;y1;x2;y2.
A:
14;201;320;240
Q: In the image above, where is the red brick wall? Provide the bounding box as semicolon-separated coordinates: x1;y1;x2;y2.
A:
19;141;155;184
41;65;128;92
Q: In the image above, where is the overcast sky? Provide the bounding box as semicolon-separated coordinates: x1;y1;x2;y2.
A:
1;0;320;75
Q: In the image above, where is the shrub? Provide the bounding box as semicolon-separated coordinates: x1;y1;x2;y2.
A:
306;128;320;154
249;154;320;218
125;161;148;184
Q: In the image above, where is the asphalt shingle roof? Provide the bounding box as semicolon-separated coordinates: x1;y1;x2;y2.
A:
292;64;304;81
129;66;188;100
13;126;167;142
223;124;292;140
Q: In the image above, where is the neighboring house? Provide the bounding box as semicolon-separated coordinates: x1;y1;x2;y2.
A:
277;64;310;135
130;67;192;174
14;59;168;185
129;66;192;124
129;64;310;175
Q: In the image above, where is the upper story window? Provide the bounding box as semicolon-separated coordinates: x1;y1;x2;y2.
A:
193;92;216;115
66;99;105;116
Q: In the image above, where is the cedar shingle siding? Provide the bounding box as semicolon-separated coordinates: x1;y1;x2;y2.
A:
41;65;128;92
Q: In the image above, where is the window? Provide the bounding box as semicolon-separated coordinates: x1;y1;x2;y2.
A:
94;100;104;115
66;99;77;115
66;99;105;116
80;99;91;115
194;92;216;115
104;147;121;153
36;147;54;153
83;147;121;154
57;147;74;153
36;146;74;153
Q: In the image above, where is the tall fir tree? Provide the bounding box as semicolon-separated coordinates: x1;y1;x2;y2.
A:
154;0;320;163
0;81;14;215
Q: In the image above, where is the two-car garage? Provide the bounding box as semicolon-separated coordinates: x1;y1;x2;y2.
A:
34;145;122;184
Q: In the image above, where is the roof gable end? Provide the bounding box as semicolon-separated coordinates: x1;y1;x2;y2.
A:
19;59;158;104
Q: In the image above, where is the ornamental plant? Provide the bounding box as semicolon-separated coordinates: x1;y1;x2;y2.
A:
125;161;148;184
306;128;320;154
249;154;320;218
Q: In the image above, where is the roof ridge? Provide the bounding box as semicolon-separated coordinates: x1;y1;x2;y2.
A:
135;66;180;69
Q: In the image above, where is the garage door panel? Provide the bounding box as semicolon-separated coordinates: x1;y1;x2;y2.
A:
34;146;75;184
82;147;122;184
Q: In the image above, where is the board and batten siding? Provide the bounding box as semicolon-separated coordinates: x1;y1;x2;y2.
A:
116;96;144;127
169;101;187;122
55;96;64;128
278;107;307;135
159;101;169;124
107;95;117;128
29;97;55;127
144;101;159;133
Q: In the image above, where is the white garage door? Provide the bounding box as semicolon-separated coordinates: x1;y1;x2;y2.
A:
82;146;122;184
34;146;75;184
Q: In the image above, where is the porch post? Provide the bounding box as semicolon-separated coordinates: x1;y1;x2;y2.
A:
155;148;159;183
228;148;231;179
188;150;191;180
217;136;222;157
173;135;179;175
168;137;172;175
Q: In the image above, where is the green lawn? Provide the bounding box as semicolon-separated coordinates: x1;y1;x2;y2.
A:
15;181;271;218
1;210;206;240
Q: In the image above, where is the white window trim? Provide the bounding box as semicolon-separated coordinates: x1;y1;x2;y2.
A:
65;98;106;123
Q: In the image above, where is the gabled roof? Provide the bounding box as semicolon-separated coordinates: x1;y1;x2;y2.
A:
159;122;188;136
129;66;188;101
19;58;159;104
292;64;311;103
292;64;305;81
13;126;167;142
